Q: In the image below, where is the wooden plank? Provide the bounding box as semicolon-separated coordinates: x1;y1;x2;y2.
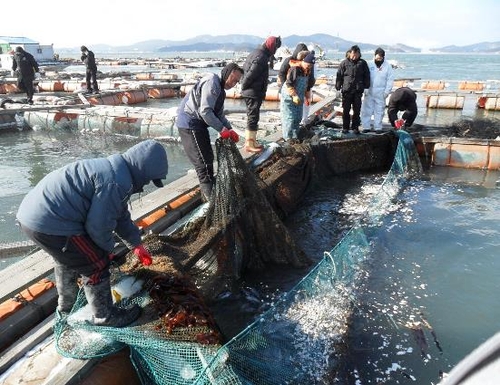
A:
0;314;55;374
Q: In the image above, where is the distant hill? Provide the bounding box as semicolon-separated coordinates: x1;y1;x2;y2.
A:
57;34;500;54
430;41;500;53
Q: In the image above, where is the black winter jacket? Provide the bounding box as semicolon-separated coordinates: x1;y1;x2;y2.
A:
335;58;370;94
240;44;272;99
12;50;39;80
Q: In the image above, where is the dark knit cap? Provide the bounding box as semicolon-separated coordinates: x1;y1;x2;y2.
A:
303;52;315;64
221;62;243;86
375;47;385;57
81;46;88;52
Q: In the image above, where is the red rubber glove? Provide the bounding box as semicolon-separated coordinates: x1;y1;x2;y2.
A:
133;244;152;266
395;119;405;129
220;127;239;143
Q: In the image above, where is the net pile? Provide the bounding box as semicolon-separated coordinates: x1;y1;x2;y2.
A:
53;131;421;384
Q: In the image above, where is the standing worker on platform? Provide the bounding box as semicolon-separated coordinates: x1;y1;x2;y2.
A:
176;63;243;201
335;45;370;134
280;51;315;140
387;86;418;129
361;47;394;132
241;36;281;153
16;140;169;327
278;44;316;126
12;46;39;105
81;45;99;94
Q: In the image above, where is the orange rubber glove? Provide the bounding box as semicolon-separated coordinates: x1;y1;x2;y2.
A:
133;244;152;266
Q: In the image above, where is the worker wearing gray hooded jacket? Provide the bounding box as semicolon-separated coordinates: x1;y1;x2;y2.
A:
16;140;168;328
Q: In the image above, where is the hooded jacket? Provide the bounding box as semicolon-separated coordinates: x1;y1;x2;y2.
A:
17;140;168;252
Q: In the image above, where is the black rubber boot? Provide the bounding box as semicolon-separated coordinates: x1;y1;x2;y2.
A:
83;277;141;327
54;264;79;314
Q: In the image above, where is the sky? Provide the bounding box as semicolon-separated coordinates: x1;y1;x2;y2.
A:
2;0;499;50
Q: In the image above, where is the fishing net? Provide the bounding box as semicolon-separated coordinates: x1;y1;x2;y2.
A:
53;130;421;384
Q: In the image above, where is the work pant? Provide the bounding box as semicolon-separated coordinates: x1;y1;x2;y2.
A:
17;75;35;102
361;90;387;130
244;97;263;131
19;224;110;285
178;127;215;187
341;91;363;130
86;68;99;92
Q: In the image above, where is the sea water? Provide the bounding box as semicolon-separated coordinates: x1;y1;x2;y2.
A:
281;168;500;383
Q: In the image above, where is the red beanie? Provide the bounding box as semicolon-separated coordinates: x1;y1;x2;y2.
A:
265;36;281;53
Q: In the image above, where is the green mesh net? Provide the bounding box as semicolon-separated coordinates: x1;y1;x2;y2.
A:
54;130;421;384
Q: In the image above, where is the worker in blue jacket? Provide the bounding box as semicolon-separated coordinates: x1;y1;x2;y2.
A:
16;140;168;327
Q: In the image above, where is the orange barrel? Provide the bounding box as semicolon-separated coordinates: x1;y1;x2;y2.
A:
458;81;484;91
264;88;280;101
140;116;177;138
476;96;487;109
97;80;121;91
421;81;446;90
147;88;177;99
179;84;194;96
425;94;464;109
4;83;20;93
87;93;121;106
154;73;179;81
224;88;242;99
64;80;87;92
37;80;65;92
24;111;80;130
135;73;154;80
0;84;7;94
78;114;141;135
393;80;408;88
483;96;500;111
121;89;148;105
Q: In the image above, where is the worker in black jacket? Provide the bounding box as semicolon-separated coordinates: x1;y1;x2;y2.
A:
12;46;39;104
387;87;418;129
335;45;370;134
81;45;99;94
241;36;281;153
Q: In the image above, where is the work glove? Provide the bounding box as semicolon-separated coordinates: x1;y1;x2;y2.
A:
133;244;152;266
394;119;405;129
292;95;301;105
220;127;239;143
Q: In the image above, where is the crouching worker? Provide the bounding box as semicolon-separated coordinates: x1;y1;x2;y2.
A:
16;140;168;327
388;86;418;130
177;62;243;201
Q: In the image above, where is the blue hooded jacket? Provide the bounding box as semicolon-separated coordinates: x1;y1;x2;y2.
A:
17;140;168;252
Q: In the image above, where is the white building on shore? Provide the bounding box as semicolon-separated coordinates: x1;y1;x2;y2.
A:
0;36;55;69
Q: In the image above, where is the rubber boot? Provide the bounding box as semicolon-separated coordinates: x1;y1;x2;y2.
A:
244;130;263;153
199;182;213;202
54;264;79;314
83;277;141;327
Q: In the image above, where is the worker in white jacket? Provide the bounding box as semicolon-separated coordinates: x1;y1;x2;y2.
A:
361;47;394;132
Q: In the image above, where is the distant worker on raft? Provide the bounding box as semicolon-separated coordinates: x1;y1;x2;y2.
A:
80;45;99;94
